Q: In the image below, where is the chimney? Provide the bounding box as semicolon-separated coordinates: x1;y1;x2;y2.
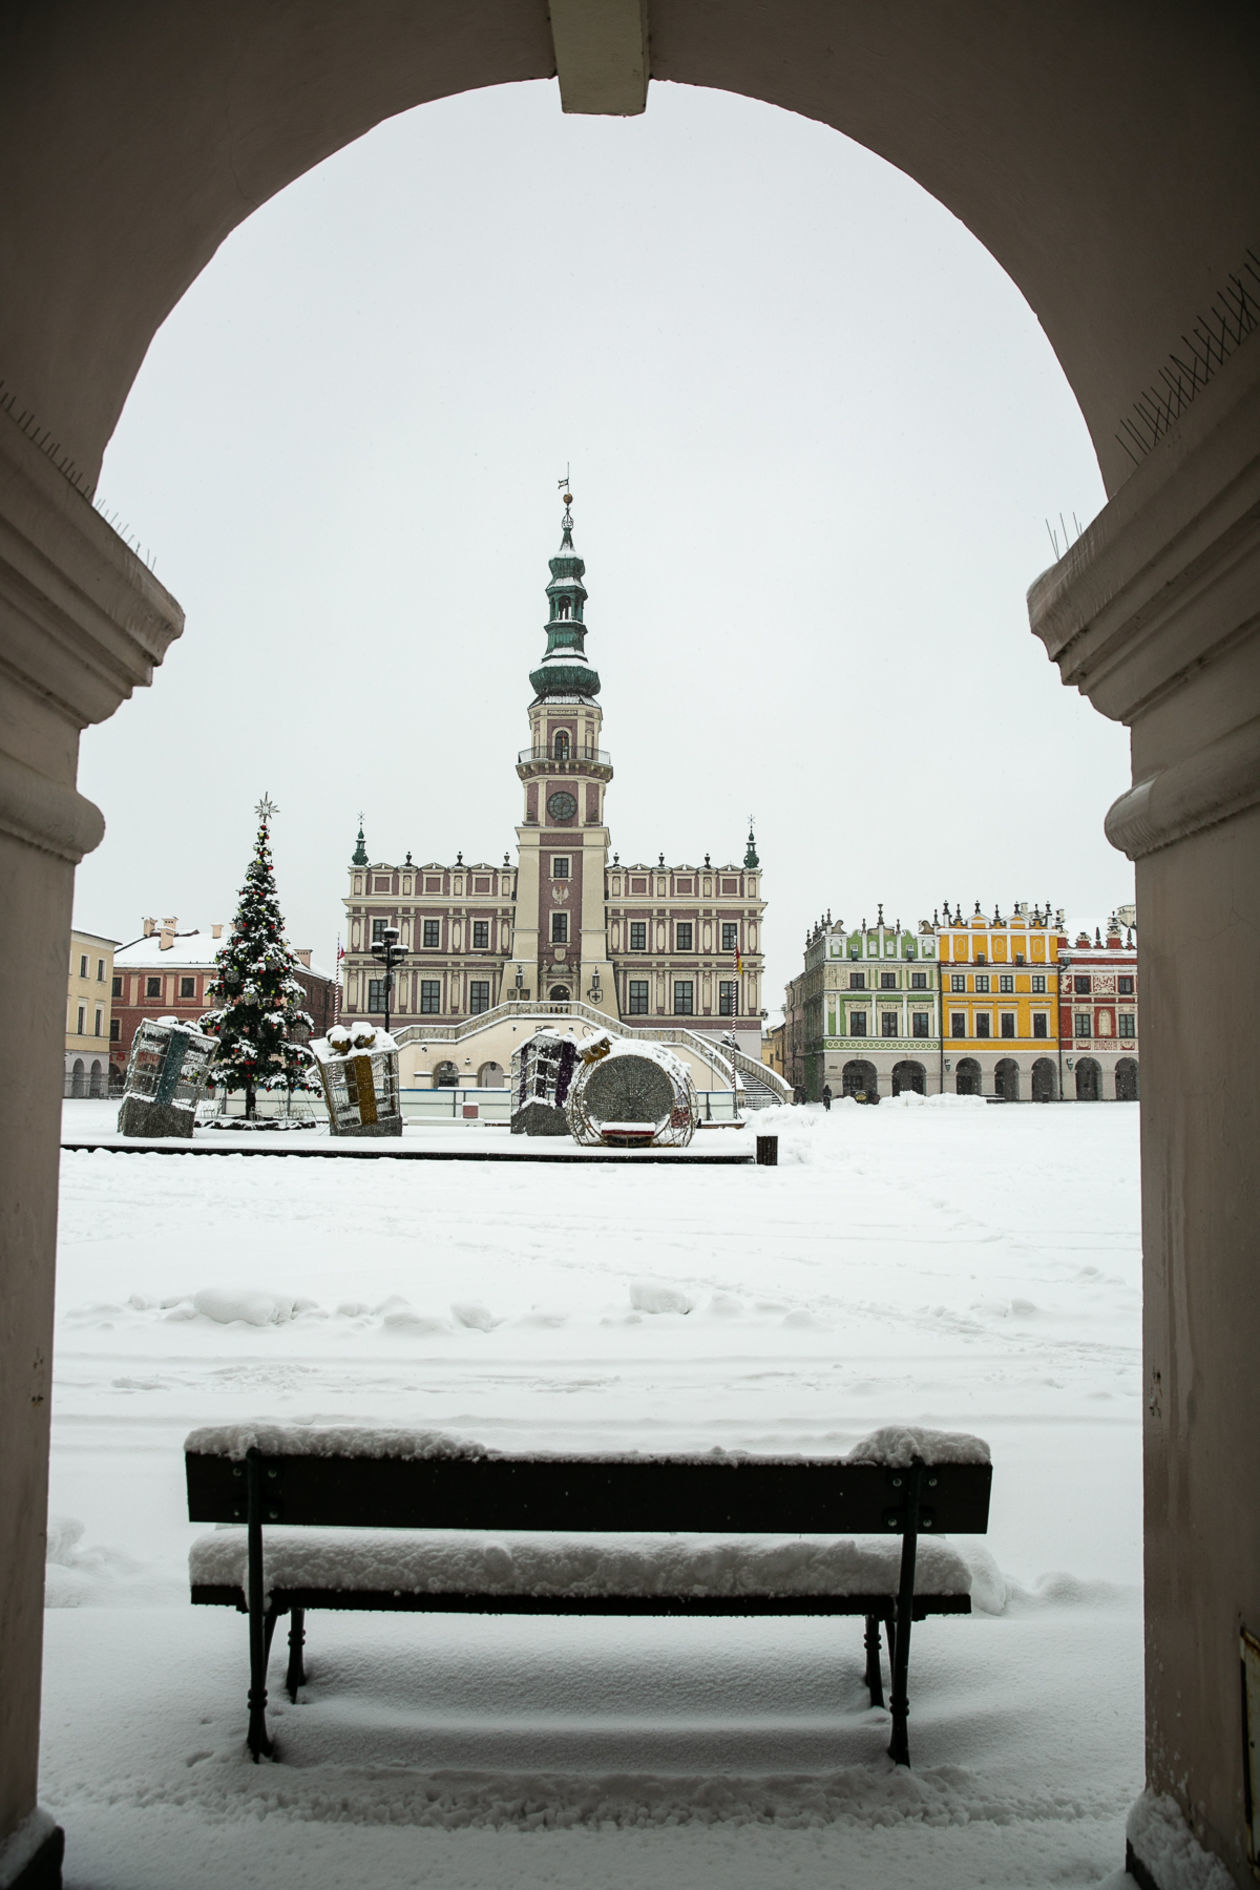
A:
212;923;223;940
159;916;177;951
295;949;311;968
142;917;156;937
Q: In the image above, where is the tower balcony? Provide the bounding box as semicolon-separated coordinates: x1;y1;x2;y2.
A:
517;744;612;776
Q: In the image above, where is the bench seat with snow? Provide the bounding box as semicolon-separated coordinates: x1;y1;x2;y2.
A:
185;1423;992;1767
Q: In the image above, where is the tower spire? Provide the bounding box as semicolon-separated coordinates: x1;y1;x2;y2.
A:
529;480;600;702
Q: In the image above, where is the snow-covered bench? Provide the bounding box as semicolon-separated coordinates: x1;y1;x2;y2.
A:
185;1423;992;1767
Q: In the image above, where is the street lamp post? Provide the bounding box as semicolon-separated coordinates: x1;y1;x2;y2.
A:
370;925;408;1036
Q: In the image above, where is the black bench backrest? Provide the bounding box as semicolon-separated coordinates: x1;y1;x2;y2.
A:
187;1450;991;1536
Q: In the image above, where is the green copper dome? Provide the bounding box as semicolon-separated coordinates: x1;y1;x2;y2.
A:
530;499;601;701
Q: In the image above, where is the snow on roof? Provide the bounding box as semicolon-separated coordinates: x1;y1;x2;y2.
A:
114;929;332;980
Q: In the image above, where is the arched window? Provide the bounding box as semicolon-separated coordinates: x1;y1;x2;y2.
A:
548;984;571;1002
556;595;571;619
477;1061;505;1089
433;1060;459;1089
553;730;570;760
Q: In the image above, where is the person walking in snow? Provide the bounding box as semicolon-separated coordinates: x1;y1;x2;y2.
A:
821;1083;832;1111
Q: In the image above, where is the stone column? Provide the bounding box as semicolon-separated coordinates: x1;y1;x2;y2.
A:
1030;342;1260;1888
0;413;181;1886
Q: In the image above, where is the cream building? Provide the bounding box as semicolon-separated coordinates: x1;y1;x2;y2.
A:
342;497;788;1107
64;929;117;1096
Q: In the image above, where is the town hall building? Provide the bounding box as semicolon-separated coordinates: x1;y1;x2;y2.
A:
340;495;772;1089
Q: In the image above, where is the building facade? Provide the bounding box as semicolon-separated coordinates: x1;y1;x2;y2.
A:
110;918;336;1084
1057;915;1140;1101
784;900;1138;1102
794;909;941;1100
341;496;769;1071
64;930;118;1095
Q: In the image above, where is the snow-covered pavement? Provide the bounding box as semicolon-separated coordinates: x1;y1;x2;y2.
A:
44;1096;1144;1889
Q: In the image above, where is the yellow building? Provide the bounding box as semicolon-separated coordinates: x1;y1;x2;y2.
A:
938;902;1061;1101
65;930;118;1096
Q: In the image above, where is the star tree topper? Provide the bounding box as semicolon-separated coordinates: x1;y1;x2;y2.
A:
256;793;279;823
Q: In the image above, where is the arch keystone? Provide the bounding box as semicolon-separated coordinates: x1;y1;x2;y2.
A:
549;0;649;116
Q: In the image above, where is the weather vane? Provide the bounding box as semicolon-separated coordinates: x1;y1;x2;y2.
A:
256;792;279;823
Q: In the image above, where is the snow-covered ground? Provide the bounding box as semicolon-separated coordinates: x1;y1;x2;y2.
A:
44;1096;1144;1889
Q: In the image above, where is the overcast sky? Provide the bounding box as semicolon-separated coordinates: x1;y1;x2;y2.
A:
74;79;1130;1012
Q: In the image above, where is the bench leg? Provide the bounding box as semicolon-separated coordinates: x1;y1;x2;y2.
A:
245;1448;275;1761
887;1459;924;1767
863;1613;885;1707
286;1607;307;1701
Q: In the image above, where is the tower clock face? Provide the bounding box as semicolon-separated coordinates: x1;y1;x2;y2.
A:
547;790;578;822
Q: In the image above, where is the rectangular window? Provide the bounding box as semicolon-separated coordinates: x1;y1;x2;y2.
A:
718;979;737;1016
1031;973;1046;993
472;920;489;950
910;971;927;990
627;978;649;1016
1118;975;1134;995
97;959;106;981
975;1014;991;1039
1119;1012;1136;1037
79;954;88;978
1032;1014;1048;1038
881;1011;898;1037
951;1013;966;1038
146;976;161;998
180;976;196;998
1075;1013;1092;1037
368;978;386;1012
999;974;1014;993
423;919;440;949
880;972;897;990
721;922;738;952
912;1012;930;1038
109;1018;120;1041
552;911;568;944
74;1005;84;1035
420;980;441;1014
1074;975;1091;995
552;857;570;878
675;922;693;952
850;1010;868;1037
371;918;387;942
975;952;987;965
1014;953;1025;967
629;921;647;952
112;975;122;997
950;973;965;992
850;971;866;990
1000;1012;1016;1038
975;974;990;993
469;979;490;1015
673;980;694;1015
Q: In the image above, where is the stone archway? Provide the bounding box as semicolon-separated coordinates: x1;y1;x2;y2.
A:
1;15;1258;1886
994;1057;1020;1102
841;1059;878;1103
477;1060;505;1088
1031;1057;1058;1103
891;1059;925;1096
1075;1057;1102;1102
1116;1056;1139;1102
954;1057;982;1098
433;1059;460;1088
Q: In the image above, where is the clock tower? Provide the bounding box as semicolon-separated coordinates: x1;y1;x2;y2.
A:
513;491;616;1016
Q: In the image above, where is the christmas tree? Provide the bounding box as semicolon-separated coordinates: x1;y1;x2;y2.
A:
200;796;315;1119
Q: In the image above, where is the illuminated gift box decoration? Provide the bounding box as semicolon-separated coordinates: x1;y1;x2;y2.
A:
510;1027;580;1136
310;1022;402;1137
117;1015;216;1138
566;1035;698;1149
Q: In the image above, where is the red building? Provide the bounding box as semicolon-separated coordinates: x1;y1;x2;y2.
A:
110;917;336;1085
1056;911;1139;1101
